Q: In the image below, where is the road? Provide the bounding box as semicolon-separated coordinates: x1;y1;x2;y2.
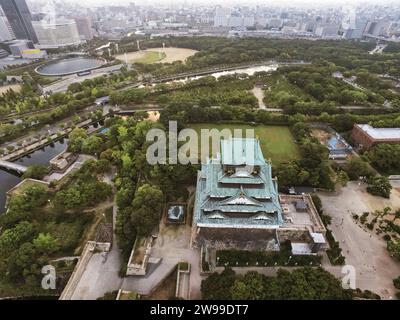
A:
41;64;124;94
369;44;388;55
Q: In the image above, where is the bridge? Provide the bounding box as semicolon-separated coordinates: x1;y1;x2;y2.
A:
0;160;28;174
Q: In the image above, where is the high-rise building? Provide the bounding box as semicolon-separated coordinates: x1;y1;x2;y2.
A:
0;0;38;43
314;23;340;38
343;19;367;40
74;16;94;41
32;19;81;48
0;6;15;42
214;7;230;27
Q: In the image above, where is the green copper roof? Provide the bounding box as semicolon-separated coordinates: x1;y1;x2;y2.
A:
221;138;266;166
194;138;284;228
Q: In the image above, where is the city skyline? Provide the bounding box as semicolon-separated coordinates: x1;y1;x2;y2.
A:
27;0;400;8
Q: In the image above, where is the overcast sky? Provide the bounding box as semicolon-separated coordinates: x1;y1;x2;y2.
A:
35;0;396;7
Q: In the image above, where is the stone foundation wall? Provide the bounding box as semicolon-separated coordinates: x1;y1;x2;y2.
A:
276;229;312;244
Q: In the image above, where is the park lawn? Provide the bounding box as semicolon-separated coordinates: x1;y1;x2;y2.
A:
116;50;166;64
136;51;166;64
187;123;301;166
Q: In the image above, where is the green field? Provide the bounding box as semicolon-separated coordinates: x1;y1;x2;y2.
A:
187;123;301;166
136;51;166;64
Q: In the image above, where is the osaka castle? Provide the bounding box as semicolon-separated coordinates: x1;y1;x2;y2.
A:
192;138;326;260
193;138;284;229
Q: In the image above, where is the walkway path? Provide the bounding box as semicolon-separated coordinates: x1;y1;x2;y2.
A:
68;172;124;300
252;86;266;110
251;86;283;112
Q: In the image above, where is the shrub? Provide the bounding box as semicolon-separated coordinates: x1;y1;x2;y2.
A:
383;234;391;241
393;276;400;290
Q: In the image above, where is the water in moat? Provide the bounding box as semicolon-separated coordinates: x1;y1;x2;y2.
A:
36;57;104;76
0;139;68;214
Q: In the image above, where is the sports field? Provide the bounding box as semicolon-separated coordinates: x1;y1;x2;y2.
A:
118;50;166;64
116;47;198;64
187;123;301;166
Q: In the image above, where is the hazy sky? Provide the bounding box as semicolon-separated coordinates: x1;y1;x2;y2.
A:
39;0;396;7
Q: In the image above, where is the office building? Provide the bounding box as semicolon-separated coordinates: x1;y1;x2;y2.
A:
0;0;38;43
214;7;230;27
0;6;15;41
74;16;94;41
32;18;81;48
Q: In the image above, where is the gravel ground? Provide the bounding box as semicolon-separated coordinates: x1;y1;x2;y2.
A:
318;181;400;299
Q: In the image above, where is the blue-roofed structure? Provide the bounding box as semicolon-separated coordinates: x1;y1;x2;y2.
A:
194;138;284;229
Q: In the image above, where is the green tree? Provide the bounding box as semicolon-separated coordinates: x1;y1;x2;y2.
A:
0;221;36;256
22;165;49;180
81;135;104;155
367;176;392;198
231;272;266;300
33;233;60;255
201;268;236;300
366;144;400;173
393;276;400;289
337;170;349;187
68;128;88;153
387;241;400;260
345;157;372;180
130;184;164;236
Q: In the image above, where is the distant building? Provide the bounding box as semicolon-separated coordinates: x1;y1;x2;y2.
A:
243;16;255;28
315;23;340;38
343;19;368;40
0;0;38;43
192;138;326;265
365;20;392;37
32;18;81;48
21;48;46;59
0;39;34;56
0;6;15;42
0;48;9;58
352;124;400;150
267;18;283;29
214;6;230;27
74;16;94;41
229;16;242;28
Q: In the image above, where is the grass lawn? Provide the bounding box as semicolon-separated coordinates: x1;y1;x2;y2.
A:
136;51;166;64
117;50;166;64
187;123;301;166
